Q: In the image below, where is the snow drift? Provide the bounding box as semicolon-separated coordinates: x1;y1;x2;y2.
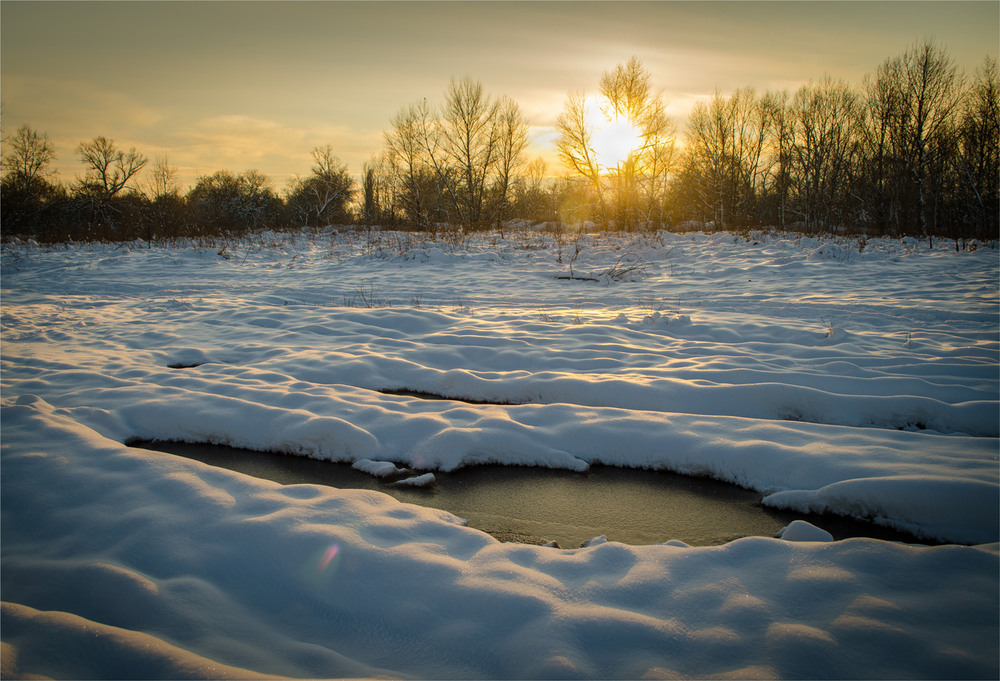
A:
2;229;997;678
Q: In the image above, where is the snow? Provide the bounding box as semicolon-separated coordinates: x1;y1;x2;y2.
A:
395;472;437;487
353;457;405;477
2;228;997;678
777;520;835;542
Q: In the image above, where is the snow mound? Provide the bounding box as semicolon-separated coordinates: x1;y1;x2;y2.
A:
395;472;436;487
765;476;1000;545
1;397;997;679
352;458;404;477
778;520;835;542
808;242;857;262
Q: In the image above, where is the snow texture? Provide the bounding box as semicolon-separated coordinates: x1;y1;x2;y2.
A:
395;472;437;487
2;228;997;678
778;520;835;542
352;457;405;477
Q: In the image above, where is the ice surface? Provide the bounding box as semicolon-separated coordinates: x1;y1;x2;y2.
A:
2;228;997;678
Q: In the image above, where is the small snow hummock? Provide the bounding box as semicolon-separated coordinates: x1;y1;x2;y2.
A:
352;458;404;478
395;473;436;487
778;520;835;542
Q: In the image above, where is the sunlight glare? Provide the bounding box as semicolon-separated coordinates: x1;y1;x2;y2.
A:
588;102;643;169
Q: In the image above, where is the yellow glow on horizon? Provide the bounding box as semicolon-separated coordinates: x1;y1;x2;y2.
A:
2;0;996;191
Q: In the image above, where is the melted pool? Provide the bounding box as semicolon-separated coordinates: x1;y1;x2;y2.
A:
133;440;928;547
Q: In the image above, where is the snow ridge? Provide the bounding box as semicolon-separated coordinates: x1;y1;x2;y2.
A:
2;229;997;678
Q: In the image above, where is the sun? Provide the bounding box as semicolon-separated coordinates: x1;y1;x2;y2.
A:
586;99;643;169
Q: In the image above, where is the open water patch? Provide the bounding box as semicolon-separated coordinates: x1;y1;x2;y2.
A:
377;388;522;405
133;440;930;548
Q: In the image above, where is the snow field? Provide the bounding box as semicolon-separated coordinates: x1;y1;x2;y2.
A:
2;395;997;679
1;228;997;678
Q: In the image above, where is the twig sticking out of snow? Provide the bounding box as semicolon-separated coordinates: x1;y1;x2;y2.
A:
602;251;647;281
556;251;648;283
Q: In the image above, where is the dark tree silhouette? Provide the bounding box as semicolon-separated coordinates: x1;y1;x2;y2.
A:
76;136;147;200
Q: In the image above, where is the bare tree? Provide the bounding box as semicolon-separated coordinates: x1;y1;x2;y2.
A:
513;156;553;223
422;77;528;229
681;87;781;229
684;91;736;228
760;89;793;228
142;155;184;238
145;154;179;199
485;95;529;229
955;56;999;238
556;58;675;229
715;87;771;226
188;169;280;232
893;39;964;238
239;169;278;228
1;124;63;234
861;60;905;232
2;124;56;193
599;57;675;228
286;145;354;227
361;153;396;226
433;76;498;227
77;136;147;200
555;91;608;225
788;77;864;230
384;99;443;228
382;78;528;230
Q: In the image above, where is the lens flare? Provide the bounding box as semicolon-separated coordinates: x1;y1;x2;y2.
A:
319;543;340;570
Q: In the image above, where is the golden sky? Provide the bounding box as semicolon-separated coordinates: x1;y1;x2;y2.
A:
2;1;998;189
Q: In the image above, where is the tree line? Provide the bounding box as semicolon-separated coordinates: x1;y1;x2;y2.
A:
1;133;354;241
2;38;996;242
672;41;998;241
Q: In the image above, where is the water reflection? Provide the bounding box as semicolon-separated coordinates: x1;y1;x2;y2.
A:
133;440;928;547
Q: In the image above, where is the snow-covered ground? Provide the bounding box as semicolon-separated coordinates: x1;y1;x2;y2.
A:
2;228;997;679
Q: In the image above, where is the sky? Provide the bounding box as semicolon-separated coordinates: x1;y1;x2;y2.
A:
2;1;998;191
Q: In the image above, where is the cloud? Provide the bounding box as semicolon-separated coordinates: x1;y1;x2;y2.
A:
178;115;307;169
2;75;164;134
164;115;382;188
1;72;386;189
2;75;167;181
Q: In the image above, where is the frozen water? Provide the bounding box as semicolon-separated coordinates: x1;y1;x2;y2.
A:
138;439;938;548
